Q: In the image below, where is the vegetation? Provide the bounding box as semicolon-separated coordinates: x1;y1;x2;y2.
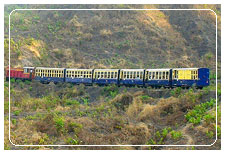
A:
4;4;220;150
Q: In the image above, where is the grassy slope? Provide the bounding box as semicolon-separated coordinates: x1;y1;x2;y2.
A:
4;4;221;150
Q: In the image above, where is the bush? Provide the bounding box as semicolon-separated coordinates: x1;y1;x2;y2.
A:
66;136;79;145
65;99;80;106
13;110;21;116
185;99;216;125
54;116;65;133
24;80;31;85
10;78;15;83
170;87;182;97
12;119;17;125
141;95;150;100
170;130;182;140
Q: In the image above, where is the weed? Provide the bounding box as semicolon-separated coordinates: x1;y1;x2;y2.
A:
162;128;168;138
65;99;80;106
66;136;80;145
10;78;15;83
206;130;214;139
13;110;21;116
170;87;182;97
19;82;24;88
53;115;65;134
24;80;31;85
29;86;32;91
4;82;9;87
170;130;182;140
81;97;89;105
141;95;150;100
12;119;17;125
217;125;221;138
39;134;49;145
185;99;216;125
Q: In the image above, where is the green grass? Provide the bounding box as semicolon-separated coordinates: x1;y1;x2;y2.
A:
13;110;21;116
170;130;182;140
185;99;216;125
65;99;80;106
54;115;65;133
141;95;150;101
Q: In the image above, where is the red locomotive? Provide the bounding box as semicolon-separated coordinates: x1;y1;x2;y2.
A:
6;67;35;81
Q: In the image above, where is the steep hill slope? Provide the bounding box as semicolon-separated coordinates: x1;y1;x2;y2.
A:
4;4;220;73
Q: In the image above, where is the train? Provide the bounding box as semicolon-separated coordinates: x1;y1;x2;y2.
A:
6;67;210;88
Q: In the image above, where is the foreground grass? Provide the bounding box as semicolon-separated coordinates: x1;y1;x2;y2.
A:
4;81;220;149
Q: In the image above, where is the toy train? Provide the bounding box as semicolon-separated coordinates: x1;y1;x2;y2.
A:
6;67;210;88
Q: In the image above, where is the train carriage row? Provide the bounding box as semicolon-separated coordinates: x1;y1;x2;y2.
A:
6;67;210;88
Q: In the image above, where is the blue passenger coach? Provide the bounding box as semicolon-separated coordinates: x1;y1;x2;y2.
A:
65;69;93;85
171;68;209;88
93;69;119;85
119;69;145;86
35;67;65;84
145;69;171;87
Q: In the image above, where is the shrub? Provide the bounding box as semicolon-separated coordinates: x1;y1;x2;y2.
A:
170;130;182;140
170;87;182;97
19;82;24;88
81;97;89;105
4;82;9;87
185;99;216;125
54;116;65;133
12;119;17;125
29;86;32;91
65;99;80;106
10;78;15;83
206;130;214;139
141;95;150;100
13;110;21;116
66;136;79;145
24;80;31;85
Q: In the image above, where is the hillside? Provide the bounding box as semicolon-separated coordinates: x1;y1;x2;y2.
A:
4;4;221;150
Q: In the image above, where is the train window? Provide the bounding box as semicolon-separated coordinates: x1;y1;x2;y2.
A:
149;72;152;80
101;72;103;78
24;68;28;73
137;72;139;78
127;72;130;79
166;72;169;79
111;72;114;78
159;72;162;79
140;72;143;79
155;72;158;79
130;72;132;79
115;72;117;78
174;70;178;79
97;72;100;78
162;72;165;79
124;72;126;78
152;72;155;79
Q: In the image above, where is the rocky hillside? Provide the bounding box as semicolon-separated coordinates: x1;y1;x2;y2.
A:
4;4;220;74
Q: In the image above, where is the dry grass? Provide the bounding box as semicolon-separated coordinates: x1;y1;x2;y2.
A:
126;97;143;120
138;104;158;122
100;29;112;37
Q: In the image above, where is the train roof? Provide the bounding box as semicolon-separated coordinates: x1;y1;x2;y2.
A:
36;67;65;70
146;68;170;71
66;68;93;71
23;66;35;69
120;69;144;71
173;68;198;70
94;69;119;71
